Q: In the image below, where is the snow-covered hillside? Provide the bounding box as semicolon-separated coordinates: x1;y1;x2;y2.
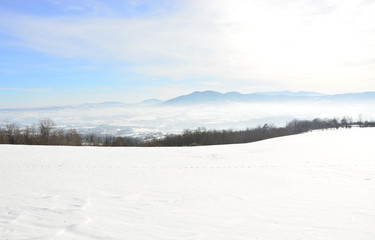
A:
1;128;374;239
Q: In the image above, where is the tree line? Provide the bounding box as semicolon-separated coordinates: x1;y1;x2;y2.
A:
0;119;81;146
0;117;374;147
148;117;367;146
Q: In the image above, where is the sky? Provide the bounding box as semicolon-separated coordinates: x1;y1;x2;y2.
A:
0;0;375;108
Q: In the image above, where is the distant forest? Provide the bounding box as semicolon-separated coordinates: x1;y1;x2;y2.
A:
1;117;374;147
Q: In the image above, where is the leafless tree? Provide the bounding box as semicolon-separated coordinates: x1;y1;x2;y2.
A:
39;118;56;144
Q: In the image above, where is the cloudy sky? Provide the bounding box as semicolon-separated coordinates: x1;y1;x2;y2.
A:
0;0;375;107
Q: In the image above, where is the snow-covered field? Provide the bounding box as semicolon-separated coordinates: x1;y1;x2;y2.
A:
1;128;374;240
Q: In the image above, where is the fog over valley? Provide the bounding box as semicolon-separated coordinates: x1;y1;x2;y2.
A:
1;91;374;137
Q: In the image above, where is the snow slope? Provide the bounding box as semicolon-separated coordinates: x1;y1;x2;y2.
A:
1;128;374;240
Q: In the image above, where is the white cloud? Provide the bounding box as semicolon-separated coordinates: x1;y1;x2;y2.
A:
1;0;375;93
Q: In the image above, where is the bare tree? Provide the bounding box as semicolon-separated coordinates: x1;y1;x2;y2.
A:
39;118;56;144
66;129;82;146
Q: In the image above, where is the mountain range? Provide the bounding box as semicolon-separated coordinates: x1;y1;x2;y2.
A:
1;90;375;137
161;90;375;105
1;91;375;111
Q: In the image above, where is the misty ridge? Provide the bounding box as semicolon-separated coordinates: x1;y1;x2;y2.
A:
1;91;375;147
1;90;375;138
161;90;375;105
3;90;375;109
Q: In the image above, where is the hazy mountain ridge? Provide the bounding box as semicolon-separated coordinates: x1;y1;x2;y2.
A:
1;90;374;138
1;91;374;110
162;91;375;105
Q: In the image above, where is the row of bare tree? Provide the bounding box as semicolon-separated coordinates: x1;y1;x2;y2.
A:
148;117;360;146
0;117;373;146
0;119;81;145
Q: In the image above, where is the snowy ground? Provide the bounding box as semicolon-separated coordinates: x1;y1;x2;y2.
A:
1;128;374;240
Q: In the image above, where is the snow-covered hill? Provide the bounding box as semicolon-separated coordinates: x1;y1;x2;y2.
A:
1;128;374;239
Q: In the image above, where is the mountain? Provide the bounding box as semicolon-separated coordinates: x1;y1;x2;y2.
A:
139;98;163;105
162;90;336;105
77;101;126;107
251;91;326;97
162;91;238;105
161;90;375;105
2;91;374;111
1;90;374;137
